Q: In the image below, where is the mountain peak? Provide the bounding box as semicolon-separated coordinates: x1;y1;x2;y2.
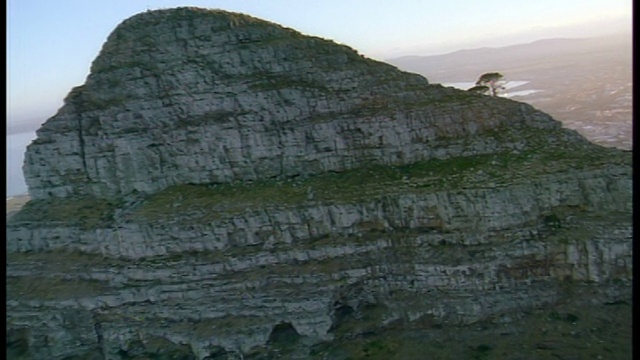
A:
25;6;589;201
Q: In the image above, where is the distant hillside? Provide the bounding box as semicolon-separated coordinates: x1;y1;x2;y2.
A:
7;118;45;135
386;33;632;149
387;33;631;83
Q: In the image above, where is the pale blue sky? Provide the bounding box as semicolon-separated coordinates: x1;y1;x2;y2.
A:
7;0;631;128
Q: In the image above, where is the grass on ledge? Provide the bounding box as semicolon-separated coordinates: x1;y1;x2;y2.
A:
132;144;625;223
8;136;626;227
8;196;120;229
6;274;111;301
132;155;487;222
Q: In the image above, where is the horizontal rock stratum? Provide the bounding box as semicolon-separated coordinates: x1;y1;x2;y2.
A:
8;7;632;360
27;6;568;200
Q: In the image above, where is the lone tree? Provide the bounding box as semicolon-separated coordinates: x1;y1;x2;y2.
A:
467;85;490;95
469;72;505;96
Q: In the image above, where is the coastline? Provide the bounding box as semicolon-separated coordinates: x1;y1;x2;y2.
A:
6;194;30;218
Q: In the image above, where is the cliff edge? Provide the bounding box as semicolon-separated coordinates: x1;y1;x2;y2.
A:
26;6;579;200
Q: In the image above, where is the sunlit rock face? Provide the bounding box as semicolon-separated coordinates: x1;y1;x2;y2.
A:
9;7;632;360
25;7;563;200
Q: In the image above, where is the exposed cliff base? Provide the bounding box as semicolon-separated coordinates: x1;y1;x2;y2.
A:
308;293;632;360
7;143;632;359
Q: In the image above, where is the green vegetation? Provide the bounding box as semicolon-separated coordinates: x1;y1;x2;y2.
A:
467;85;491;95
133;180;307;222
169;316;267;339
6;251;118;301
10;123;627;228
6;274;110;301
9;196;120;229
133;139;624;223
159;7;269;28
6;249;124;274
309;296;631;360
471;72;506;96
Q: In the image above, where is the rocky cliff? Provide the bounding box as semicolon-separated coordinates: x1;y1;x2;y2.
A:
25;7;566;200
8;7;632;360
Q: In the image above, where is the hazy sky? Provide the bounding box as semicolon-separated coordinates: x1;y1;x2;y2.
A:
7;0;631;129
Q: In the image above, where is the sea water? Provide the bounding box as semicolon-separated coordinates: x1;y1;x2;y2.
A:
442;80;541;97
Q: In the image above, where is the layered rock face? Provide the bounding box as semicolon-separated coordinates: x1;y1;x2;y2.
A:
26;7;560;200
8;7;632;360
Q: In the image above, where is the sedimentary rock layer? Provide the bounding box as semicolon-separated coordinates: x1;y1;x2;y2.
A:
26;7;562;200
7;150;632;358
8;7;632;359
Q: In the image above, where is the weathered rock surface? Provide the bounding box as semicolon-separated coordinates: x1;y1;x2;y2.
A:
7;7;632;360
25;7;565;200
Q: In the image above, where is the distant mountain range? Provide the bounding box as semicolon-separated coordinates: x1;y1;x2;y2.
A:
386;32;631;83
386;32;632;149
